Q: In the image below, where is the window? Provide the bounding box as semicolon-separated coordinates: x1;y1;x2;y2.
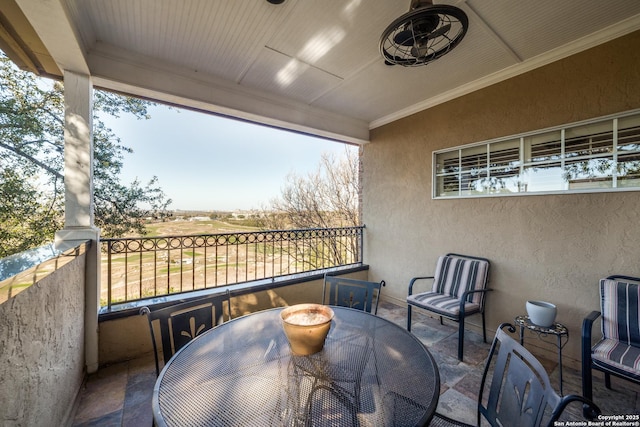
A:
434;110;640;198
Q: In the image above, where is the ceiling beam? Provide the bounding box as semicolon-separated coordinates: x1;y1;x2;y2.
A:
88;42;370;145
0;0;60;76
14;0;88;75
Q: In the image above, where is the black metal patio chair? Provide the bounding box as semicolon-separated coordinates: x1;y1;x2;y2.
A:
581;275;640;418
430;323;601;427
140;289;231;375
407;253;491;361
322;273;386;314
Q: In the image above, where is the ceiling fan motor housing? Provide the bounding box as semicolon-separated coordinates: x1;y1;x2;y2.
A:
410;0;435;10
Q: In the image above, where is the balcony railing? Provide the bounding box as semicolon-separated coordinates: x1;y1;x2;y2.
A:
101;226;364;309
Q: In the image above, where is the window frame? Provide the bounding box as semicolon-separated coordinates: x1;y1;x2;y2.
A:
432;109;640;199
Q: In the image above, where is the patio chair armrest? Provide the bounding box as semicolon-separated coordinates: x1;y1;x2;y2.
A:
581;310;601;346
551;394;601;423
459;288;492;315
408;276;434;295
461;288;492;298
581;310;601;373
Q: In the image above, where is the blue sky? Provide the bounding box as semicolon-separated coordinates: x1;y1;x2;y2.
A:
100;104;356;211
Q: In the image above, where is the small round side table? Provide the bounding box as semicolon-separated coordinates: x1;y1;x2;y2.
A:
514;315;569;395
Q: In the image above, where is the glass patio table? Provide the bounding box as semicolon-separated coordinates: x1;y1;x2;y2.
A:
152;306;440;426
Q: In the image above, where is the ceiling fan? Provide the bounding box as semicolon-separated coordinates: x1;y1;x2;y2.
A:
380;0;468;67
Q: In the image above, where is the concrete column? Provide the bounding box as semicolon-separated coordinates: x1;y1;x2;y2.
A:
54;71;100;374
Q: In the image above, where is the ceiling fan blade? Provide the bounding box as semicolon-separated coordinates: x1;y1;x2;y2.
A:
426;23;451;40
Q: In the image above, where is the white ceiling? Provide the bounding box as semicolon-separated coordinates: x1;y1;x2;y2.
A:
13;0;640;144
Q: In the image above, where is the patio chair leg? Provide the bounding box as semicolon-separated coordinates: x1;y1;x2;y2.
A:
605;372;611;389
407;305;412;331
482;312;487;343
440;316;443;325
458;317;465;361
582;354;595;419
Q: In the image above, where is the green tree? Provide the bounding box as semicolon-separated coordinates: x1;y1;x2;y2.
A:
0;54;171;257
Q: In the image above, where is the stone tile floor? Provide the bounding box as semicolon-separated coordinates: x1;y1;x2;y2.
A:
72;301;640;426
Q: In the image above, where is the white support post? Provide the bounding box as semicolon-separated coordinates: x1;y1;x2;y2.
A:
54;71;100;374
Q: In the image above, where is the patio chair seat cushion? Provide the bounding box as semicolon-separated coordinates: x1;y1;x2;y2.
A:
591;338;640;382
406;291;480;318
432;255;489;305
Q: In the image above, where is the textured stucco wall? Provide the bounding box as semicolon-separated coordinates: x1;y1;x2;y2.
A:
0;247;86;426
364;31;640;364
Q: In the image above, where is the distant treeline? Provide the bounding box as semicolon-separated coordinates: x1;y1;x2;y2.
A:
172;210;233;217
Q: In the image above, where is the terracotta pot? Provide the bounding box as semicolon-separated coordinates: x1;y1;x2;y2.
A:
280;304;334;355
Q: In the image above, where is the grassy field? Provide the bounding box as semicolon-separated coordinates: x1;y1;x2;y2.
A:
142;218;261;236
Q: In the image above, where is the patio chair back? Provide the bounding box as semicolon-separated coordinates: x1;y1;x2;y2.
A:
600;277;640;346
431;254;489;305
140;289;231;375
431;323;601;427
482;324;600;427
323;274;386;314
